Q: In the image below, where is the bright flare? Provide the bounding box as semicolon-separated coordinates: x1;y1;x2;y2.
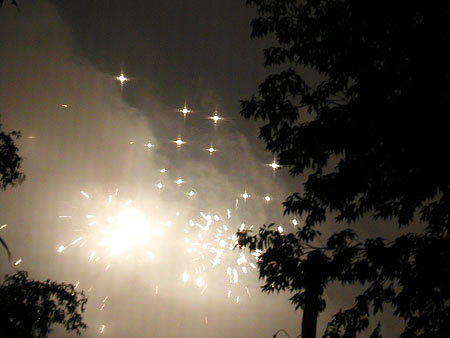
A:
179;104;191;116
210;111;221;123
174;138;184;147
116;73;127;84
107;208;150;256
269;160;280;170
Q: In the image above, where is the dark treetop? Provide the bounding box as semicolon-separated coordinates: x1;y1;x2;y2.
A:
239;1;450;337
0;271;88;337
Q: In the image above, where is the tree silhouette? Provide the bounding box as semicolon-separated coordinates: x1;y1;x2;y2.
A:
239;1;450;337
0;0;18;7
1;119;25;258
0;271;87;337
0;120;25;190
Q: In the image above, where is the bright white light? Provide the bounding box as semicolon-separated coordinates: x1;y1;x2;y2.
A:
265;195;271;202
100;325;105;334
157;182;163;190
57;245;65;253
182;272;189;283
14;259;22;266
179;104;191;116
278;226;284;234
210;112;221;123
237;252;247;265
174;138;184;147
207;146;216;153
107;208;150;255
0;224;7;230
242;192;249;200
188;191;195;197
269;161;280;170
160;168;167;173
196;277;204;288
176;178;183;185
81;191;90;199
292;219;298;226
145;142;153;149
116;73;127;84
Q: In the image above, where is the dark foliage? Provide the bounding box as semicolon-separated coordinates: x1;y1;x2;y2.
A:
0;121;25;190
0;271;88;337
0;120;25;258
0;0;18;7
240;0;450;336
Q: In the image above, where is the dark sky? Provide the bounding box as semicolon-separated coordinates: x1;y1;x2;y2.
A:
0;1;404;337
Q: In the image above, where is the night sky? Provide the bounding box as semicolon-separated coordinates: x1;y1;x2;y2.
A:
0;1;404;337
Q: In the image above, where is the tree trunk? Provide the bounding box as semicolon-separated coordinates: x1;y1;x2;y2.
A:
301;287;319;338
